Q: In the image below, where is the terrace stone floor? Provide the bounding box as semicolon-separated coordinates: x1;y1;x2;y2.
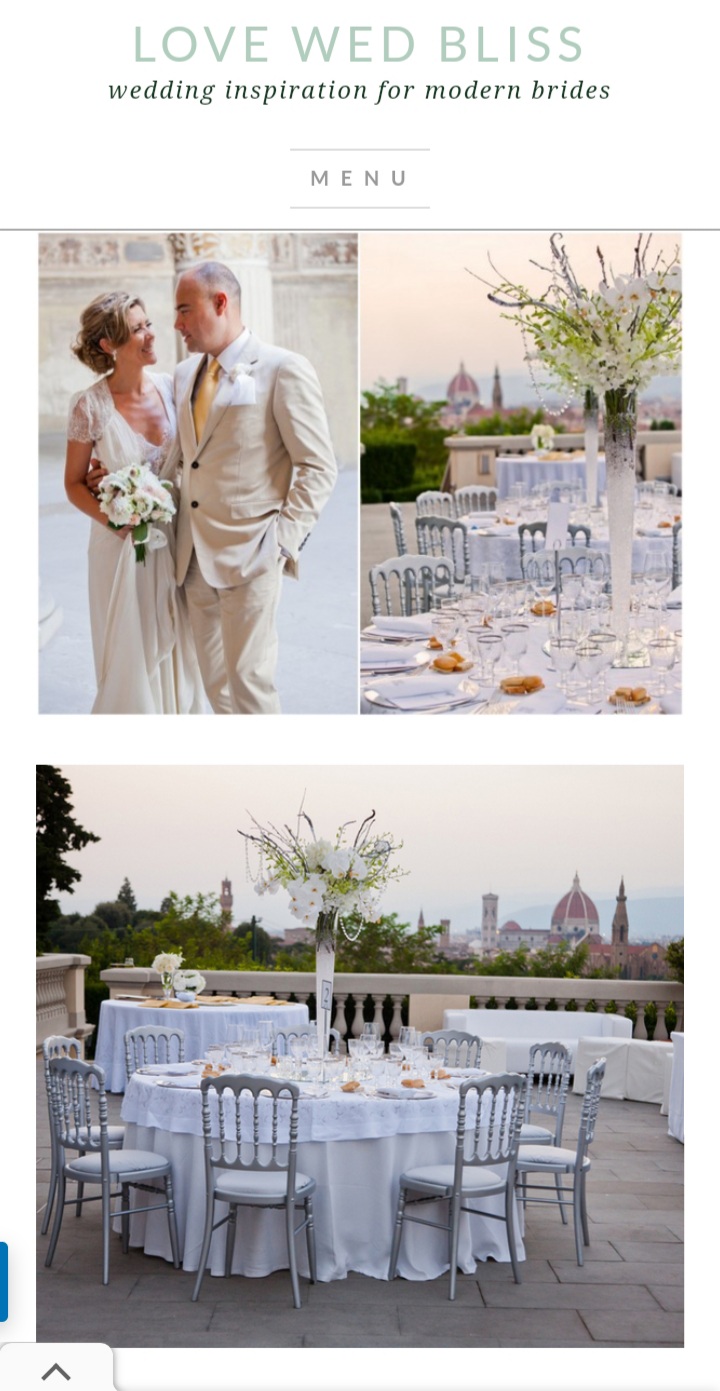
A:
36;1061;683;1349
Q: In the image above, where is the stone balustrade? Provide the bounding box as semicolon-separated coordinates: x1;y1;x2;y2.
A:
36;954;94;1052
100;967;683;1043
444;430;682;491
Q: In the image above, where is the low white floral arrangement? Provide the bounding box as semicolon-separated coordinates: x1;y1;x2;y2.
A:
172;969;206;996
530;423;555;452
152;952;184;976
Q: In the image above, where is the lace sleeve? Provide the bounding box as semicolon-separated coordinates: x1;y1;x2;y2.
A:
67;385;113;444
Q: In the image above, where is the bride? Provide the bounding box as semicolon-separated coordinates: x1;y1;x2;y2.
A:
65;291;205;714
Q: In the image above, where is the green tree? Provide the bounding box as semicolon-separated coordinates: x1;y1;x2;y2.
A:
361;381;446;434
36;766;100;946
117;878;138;915
93;900;134;935
464;408;545;437
665;938;684;983
335;913;443;973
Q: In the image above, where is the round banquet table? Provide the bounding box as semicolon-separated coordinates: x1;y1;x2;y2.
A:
119;1072;524;1283
95;998;310;1092
495;453;607;500
360;605;682;716
464;524;672;583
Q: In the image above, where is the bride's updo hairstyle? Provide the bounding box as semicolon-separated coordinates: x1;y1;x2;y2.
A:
72;291;145;375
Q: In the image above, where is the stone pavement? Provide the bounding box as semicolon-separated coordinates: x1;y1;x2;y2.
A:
360;501;415;628
36;1061;683;1349
39;435;359;715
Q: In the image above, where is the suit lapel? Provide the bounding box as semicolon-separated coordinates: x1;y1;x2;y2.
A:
197;334;261;448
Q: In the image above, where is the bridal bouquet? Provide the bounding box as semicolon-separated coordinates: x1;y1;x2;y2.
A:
98;462;176;564
240;807;405;943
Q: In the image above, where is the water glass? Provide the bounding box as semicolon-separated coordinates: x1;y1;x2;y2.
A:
467;628;502;686
500;621;529;675
547;636;577;695
574;640;603;704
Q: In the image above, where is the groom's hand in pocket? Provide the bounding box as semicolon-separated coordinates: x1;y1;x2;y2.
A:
85;458;108;497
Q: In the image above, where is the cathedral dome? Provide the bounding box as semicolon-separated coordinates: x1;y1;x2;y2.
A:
551;872;599;936
447;362;480;405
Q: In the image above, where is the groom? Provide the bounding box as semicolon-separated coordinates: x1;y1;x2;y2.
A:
172;260;337;714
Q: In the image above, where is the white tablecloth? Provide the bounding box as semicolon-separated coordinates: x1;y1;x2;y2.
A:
668;1032;684;1142
465;526;672;583
120;1073;524;1282
573;1038;672;1104
95;999;309;1092
495;454;607;500
361;609;682;716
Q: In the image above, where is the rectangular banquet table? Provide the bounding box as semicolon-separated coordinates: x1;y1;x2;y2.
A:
572;1038;672;1103
119;1072;524;1283
95;998;310;1092
495;453;607;500
462;520;673;583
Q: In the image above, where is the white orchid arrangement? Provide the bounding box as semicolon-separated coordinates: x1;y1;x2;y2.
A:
530;423;555;452
240;807;405;942
473;233;681;400
98;462;176;564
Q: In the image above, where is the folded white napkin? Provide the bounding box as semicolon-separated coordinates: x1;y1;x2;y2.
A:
659;690;682;715
368;672;470;710
370;615;434;637
376;1086;433;1100
505;689;567;715
360;642;425;670
637;526;672;537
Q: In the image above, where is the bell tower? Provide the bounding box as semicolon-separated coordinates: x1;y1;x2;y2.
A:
611;877;629;977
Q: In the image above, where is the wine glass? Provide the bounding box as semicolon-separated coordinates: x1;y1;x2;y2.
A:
574;640;603;705
467;629;503;687
547;636;577;695
649;636;676;695
643;548;672;612
500;622;529;675
591;631;620;697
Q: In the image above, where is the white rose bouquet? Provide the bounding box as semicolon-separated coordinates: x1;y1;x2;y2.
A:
530;423;555;452
152;951;184;998
98;462;176;564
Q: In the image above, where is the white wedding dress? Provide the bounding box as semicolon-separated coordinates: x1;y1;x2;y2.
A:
67;373;205;714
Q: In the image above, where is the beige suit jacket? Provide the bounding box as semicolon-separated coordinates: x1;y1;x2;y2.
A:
174;332;337;588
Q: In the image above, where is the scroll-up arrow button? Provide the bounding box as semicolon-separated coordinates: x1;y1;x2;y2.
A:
42;1366;71;1382
0;1344;114;1389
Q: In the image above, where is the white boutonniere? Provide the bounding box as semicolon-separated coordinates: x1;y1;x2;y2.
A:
229;362;256;405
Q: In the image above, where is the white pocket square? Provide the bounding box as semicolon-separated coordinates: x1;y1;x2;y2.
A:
230;376;256;405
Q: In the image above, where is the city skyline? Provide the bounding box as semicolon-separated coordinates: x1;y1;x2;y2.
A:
55;765;683;939
360;230;682;393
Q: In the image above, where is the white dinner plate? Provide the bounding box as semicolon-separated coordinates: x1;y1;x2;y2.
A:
376;1086;434;1100
137;1062;195;1076
364;679;482;713
156;1075;202;1089
361;651;431;676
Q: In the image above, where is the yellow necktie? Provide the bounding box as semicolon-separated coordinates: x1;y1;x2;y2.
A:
193;357;221;441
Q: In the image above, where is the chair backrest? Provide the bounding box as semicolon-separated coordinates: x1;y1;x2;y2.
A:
518;521;548;569
415;516;469;583
454;485;498;516
124;1025;185;1081
415;490;455;518
368;554;455;616
672;521;682;590
422;1030;482;1069
525;1042;572;1143
575;1058;606;1164
200;1074;299;1187
48;1056;109;1158
525;547;606;588
274;1026;340;1056
454;1074;526;1183
389;502;408;556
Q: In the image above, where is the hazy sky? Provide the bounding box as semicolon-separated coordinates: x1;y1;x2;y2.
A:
360;230;682;391
57;765;682;937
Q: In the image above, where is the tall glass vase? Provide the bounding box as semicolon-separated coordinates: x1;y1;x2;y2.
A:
314;910;337;1057
583;388;599;508
603;388;637;643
